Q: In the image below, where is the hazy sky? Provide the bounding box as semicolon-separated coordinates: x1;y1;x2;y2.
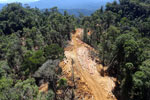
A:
0;0;39;3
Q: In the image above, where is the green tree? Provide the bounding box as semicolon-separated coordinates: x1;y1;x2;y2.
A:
22;50;45;76
44;44;64;60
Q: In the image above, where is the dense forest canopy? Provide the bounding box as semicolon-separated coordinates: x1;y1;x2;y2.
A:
0;0;150;100
81;0;150;99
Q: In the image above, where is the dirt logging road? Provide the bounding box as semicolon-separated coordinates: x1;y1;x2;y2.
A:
60;28;116;100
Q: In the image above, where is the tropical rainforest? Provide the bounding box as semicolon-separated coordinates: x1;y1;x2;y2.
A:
0;0;150;100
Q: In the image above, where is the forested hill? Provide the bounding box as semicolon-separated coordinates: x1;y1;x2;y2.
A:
58;9;95;16
0;0;150;100
42;9;95;17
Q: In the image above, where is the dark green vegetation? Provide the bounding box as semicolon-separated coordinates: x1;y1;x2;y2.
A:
0;0;150;100
0;3;76;100
81;0;150;100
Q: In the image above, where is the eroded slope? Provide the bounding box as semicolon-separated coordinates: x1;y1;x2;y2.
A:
60;28;116;100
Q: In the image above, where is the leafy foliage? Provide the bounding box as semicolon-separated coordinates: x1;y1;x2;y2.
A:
0;0;150;99
44;44;64;60
0;3;76;100
81;0;150;99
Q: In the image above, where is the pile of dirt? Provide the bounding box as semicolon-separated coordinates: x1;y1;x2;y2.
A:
60;28;116;100
77;46;99;75
39;82;49;93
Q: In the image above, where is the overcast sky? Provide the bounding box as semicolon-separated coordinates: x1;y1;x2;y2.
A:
0;0;39;3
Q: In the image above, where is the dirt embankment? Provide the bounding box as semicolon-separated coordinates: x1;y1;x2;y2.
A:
60;28;116;100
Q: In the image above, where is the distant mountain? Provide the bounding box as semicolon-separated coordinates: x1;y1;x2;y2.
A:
59;9;95;16
0;0;118;10
0;0;118;16
28;0;115;10
0;4;5;9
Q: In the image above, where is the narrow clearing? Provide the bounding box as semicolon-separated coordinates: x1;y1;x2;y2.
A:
60;28;116;100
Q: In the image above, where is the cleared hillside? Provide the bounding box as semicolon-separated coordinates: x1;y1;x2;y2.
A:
60;28;116;100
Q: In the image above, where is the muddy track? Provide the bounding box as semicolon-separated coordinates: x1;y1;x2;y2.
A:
60;28;116;100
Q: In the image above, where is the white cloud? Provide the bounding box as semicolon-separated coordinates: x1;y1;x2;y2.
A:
0;0;40;3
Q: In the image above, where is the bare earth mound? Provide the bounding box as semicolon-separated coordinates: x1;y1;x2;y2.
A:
60;28;116;100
